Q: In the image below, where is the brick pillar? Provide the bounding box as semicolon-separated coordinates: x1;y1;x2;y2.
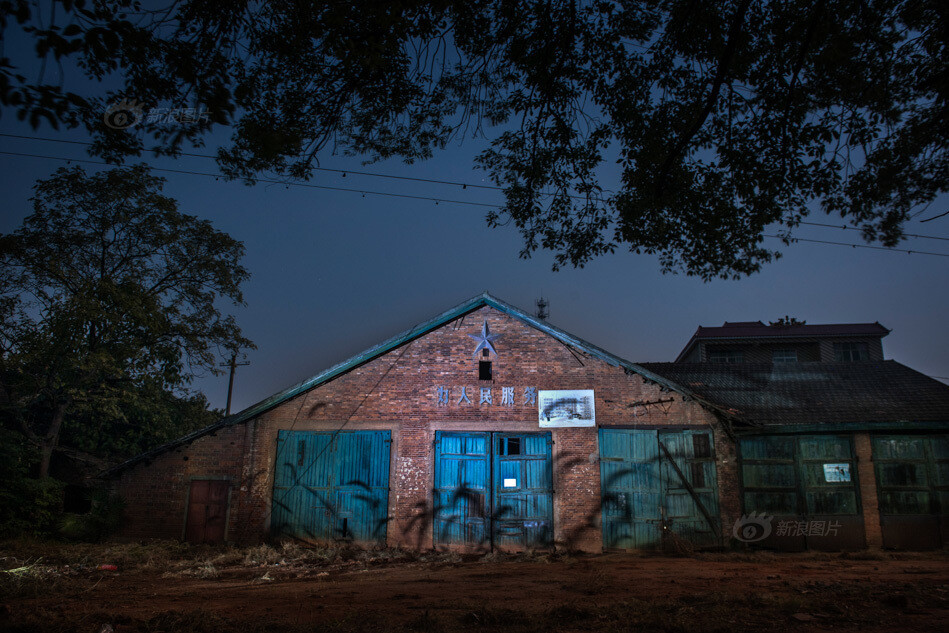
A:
854;432;883;548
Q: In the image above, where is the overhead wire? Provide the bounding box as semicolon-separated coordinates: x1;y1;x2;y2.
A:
0;149;499;209
0;132;500;193
796;221;949;243
763;235;949;258
1;146;948;259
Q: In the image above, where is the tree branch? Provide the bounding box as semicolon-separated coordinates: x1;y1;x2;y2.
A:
656;0;753;194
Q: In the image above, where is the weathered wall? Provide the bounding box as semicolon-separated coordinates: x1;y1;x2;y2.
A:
116;306;740;551
115;423;247;541
854;432;884;548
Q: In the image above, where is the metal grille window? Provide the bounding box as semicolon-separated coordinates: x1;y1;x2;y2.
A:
772;348;798;363
707;348;744;363
873;435;949;515
834;342;868;362
740;435;859;516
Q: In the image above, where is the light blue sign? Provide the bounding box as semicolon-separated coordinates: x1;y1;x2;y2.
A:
823;463;851;482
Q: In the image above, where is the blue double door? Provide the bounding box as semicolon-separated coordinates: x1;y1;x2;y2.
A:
271;430;391;544
434;431;554;550
599;428;720;549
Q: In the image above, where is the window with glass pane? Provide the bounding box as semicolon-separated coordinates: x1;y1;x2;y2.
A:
834;342;868;362
873;435;949;516
707;348;744;363
772;348;798;363
740;435;859;516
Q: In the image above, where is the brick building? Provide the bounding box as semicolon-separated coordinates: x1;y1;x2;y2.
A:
675;320;890;364
105;294;949;551
642;362;949;550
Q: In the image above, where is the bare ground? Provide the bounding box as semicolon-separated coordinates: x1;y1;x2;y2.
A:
2;541;948;632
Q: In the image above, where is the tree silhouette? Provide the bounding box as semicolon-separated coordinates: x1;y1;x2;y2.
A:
4;1;943;278
0;165;253;476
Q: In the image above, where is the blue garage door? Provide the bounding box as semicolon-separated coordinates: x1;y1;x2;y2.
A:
271;430;390;544
434;431;553;549
600;428;720;549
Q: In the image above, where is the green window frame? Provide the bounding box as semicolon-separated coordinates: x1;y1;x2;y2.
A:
873;435;949;516
740;435;860;516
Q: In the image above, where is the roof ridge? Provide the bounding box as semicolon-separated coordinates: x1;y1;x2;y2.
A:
102;293;721;478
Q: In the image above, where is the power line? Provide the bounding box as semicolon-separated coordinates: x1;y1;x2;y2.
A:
0;149;500;209
3;147;948;260
0;131;493;192
921;209;949;223
4;133;948;239
797;221;949;243
763;234;949;258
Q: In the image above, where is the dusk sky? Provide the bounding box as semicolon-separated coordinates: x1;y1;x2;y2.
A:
2;122;947;414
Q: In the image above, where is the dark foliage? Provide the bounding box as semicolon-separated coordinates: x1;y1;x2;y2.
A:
0;164;252;477
1;1;945;277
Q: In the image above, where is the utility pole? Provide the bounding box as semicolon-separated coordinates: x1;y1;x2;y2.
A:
221;353;250;416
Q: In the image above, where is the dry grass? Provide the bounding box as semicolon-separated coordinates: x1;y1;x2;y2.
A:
3;539;949;632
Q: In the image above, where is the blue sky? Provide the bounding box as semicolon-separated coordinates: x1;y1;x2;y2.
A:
1;121;947;413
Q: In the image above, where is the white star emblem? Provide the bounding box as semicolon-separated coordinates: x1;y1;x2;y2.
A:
469;320;501;357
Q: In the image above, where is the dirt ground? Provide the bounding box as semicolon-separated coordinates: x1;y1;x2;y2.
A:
2;541;949;632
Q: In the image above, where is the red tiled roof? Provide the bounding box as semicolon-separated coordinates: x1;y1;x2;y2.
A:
695;322;890;339
675;321;890;361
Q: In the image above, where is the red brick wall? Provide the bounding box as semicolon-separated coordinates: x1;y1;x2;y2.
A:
115;306;740;551
115;423;247;541
854;432;883;548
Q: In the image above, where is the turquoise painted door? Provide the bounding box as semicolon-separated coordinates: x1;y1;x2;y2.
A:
493;433;554;549
271;430;390;543
600;429;662;548
434;431;553;549
660;430;720;547
434;432;490;547
599;429;720;549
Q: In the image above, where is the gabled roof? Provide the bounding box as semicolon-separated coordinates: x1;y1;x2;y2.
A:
639;361;949;428
103;292;712;477
675;321;890;361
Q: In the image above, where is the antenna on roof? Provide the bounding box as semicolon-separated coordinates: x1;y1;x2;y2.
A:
536;296;549;320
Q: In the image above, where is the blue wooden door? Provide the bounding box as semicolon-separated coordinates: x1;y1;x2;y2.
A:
434;432;490;547
599;429;662;548
659;430;720;546
493;433;554;549
334;431;391;542
599;428;720;549
435;431;553;549
271;430;390;544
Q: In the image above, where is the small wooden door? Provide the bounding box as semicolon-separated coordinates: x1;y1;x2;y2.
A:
185;480;230;544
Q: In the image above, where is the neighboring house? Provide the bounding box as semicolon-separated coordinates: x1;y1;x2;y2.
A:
640;362;949;550
102;296;949;551
675;320;890;364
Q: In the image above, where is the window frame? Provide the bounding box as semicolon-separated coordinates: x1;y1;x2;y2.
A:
772;348;798;363
707;348;744;363
834;341;869;362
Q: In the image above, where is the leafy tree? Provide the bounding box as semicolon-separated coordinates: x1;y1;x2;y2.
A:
1;1;945;278
58;381;220;459
0;165;253;477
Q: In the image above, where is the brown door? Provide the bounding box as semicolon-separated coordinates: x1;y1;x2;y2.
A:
185;480;230;544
